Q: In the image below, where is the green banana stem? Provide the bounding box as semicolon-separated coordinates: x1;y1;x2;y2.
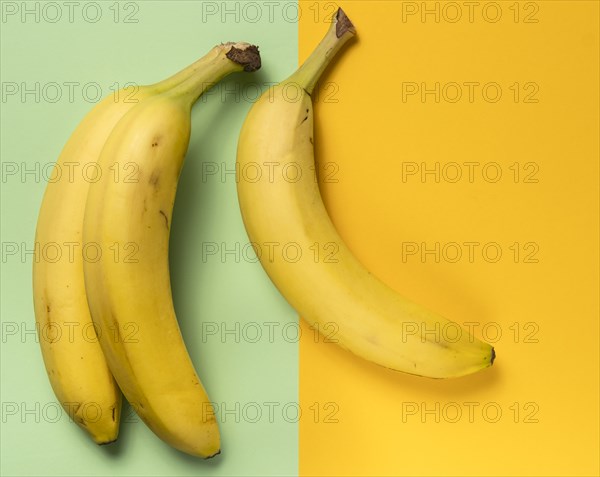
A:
170;43;261;105
292;8;356;95
147;46;227;91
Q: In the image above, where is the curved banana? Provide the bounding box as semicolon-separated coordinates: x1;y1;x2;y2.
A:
236;9;494;379
82;43;260;457
32;48;232;444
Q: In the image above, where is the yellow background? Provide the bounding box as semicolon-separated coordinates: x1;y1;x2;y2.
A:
299;1;599;475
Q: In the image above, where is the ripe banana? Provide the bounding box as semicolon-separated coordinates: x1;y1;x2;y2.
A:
236;9;495;379
32;48;233;444
82;43;260;457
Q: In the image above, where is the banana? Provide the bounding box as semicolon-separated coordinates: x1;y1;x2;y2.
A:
82;42;260;457
236;9;495;379
32;48;237;444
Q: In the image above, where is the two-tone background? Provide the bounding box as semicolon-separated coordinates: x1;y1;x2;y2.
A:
1;1;598;475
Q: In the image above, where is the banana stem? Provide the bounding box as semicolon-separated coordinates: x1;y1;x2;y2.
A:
147;49;220;91
292;8;356;95
169;43;261;105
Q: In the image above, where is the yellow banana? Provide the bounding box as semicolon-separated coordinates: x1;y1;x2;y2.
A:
82;43;260;457
236;9;494;379
32;47;236;444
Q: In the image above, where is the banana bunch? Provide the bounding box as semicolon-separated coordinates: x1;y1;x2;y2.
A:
236;9;495;378
33;43;261;456
34;6;495;458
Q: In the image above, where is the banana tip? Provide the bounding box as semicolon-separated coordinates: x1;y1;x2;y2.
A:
205;449;221;459
97;438;118;446
226;44;261;72
336;8;356;38
490;347;496;365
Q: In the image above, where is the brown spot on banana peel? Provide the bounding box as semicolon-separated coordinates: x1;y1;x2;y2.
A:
151;135;162;148
148;172;160;188
225;45;261;72
299;106;310;127
159;210;169;229
44;290;52;326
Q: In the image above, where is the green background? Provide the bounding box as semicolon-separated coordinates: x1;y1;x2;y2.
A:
0;1;298;475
